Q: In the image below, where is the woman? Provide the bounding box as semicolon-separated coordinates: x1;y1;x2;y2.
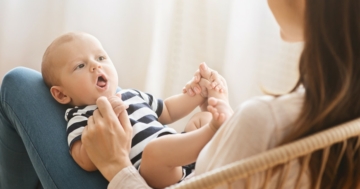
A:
0;0;359;189
82;0;360;188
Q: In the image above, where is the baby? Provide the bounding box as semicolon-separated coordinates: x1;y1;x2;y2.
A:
41;32;233;188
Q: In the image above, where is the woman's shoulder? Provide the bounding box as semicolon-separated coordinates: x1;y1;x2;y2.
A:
240;89;303;116
228;91;304;138
226;90;304;148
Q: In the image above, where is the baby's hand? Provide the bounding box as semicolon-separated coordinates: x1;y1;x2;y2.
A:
107;93;129;118
183;62;228;99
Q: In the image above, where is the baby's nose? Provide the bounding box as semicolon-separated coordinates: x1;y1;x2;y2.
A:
90;63;101;71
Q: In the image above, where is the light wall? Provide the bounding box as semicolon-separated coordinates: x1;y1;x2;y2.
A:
0;0;302;131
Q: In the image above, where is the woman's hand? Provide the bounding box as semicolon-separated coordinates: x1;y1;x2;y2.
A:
107;93;128;118
82;96;133;181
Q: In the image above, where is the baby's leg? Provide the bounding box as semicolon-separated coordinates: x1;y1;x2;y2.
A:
140;137;187;188
184;112;212;132
207;97;233;130
140;120;218;188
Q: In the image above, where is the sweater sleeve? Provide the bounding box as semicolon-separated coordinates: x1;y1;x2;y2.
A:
194;98;278;189
108;166;151;189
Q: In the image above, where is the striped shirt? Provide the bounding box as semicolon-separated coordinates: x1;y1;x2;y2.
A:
65;89;177;167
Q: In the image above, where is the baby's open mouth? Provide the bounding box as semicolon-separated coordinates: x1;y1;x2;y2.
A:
97;75;107;88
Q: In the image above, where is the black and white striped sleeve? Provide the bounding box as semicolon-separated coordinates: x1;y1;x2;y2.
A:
65;106;96;149
133;89;163;117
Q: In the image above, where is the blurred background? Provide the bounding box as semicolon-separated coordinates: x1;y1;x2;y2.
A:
0;0;303;131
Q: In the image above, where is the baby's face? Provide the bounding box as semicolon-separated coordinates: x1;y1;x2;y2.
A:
50;34;118;106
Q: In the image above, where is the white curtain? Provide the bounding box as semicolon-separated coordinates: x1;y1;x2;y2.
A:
0;0;302;131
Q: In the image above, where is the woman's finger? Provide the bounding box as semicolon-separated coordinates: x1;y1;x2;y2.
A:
118;108;132;134
88;115;95;125
92;110;106;130
116;93;122;99
113;104;129;117
96;96;116;120
93;109;101;120
82;100;133;181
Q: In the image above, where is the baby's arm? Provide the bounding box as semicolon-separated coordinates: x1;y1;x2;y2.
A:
158;65;215;124
159;63;228;124
158;93;205;124
70;94;128;172
71;140;97;171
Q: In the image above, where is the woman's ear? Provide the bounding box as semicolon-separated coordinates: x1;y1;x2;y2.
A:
50;86;71;104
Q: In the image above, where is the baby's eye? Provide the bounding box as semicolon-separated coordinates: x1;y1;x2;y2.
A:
76;63;85;69
98;56;105;61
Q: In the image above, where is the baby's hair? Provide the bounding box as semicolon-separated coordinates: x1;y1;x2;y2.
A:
41;44;59;88
41;32;87;88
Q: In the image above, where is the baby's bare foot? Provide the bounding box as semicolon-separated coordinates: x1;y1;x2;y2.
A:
207;97;233;131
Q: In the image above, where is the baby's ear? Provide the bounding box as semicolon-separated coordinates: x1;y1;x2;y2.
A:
50;86;71;104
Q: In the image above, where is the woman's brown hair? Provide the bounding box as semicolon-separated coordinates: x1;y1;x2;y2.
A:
281;0;360;188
